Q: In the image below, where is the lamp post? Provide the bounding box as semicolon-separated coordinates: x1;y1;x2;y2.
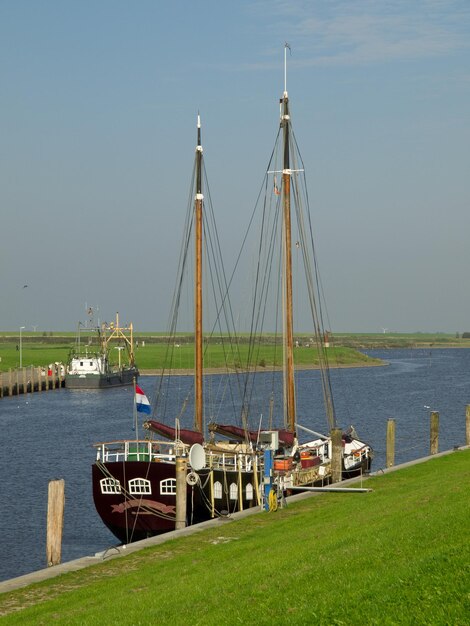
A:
115;346;124;370
20;326;25;369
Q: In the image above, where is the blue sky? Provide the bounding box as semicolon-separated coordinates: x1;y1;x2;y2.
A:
1;0;469;332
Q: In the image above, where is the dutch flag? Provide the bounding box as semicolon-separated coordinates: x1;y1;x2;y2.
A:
135;384;151;414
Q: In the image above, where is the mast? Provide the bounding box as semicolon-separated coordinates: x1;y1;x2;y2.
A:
281;44;296;432
194;114;203;432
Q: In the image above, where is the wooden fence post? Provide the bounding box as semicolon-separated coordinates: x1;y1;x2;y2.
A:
331;428;343;483
430;411;439;455
46;479;65;567
8;368;13;396
386;418;395;468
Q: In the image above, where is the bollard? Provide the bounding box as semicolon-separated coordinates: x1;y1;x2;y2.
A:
331;428;343;483
430;411;439;455
175;456;187;530
46;479;65;567
386;418;395;468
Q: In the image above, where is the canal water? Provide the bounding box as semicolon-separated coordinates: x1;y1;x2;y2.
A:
0;348;468;582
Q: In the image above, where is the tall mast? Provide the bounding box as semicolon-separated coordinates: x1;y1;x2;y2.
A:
194;114;203;432
281;44;296;432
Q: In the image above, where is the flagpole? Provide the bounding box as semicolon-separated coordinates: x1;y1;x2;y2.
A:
133;376;138;443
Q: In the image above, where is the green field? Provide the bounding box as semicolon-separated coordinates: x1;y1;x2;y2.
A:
1;331;468;373
0;335;382;372
0;450;468;623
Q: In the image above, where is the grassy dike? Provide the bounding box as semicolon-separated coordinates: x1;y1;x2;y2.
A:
1;450;469;624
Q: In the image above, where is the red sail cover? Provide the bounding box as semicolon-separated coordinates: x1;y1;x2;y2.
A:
209;423;295;447
144;420;204;446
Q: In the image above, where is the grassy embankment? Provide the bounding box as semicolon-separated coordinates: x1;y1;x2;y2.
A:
0;450;468;623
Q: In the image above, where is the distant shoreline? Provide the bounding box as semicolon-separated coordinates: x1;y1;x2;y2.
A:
140;361;387;376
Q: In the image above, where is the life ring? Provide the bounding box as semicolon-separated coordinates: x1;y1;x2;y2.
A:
186;471;199;486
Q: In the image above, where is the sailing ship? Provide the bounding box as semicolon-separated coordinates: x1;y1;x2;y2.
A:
66;311;138;389
92;115;263;543
92;48;372;545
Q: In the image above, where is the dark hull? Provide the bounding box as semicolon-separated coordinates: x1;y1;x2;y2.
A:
65;368;138;389
92;460;260;544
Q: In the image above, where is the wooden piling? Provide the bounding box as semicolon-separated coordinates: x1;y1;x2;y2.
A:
175;456;187;530
430;411;439;455
22;367;27;394
8;369;12;396
46;479;65;567
386;418;395;468
331;427;342;483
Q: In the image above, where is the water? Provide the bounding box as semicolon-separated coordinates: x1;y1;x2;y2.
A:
1;348;468;582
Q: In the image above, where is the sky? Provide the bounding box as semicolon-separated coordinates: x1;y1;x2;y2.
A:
1;0;469;334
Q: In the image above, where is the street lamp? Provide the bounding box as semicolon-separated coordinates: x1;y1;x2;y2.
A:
115;346;124;370
20;326;25;369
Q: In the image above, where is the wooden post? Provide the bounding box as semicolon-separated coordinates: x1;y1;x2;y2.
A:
38;366;42;391
51;365;56;389
8;368;13;396
30;366;35;392
46;479;65;567
331;428;343;483
22;367;27;394
16;368;19;395
466;405;470;446
386;418;395;468
175;456;187;530
430;411;439;455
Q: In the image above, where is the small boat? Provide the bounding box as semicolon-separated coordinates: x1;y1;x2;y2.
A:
66;311;138;389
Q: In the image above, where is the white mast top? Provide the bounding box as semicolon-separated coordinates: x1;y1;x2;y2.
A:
284;42;291;97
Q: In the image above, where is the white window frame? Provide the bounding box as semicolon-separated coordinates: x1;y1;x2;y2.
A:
214;481;222;499
100;477;121;494
160;478;177;495
229;482;238;500
128;478;152;495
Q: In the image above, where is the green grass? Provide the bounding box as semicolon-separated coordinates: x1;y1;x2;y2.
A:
0;338;381;373
1;451;469;624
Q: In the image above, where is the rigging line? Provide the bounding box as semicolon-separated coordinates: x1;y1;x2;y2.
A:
202;162;245;394
245;192;283;421
153;164;197;416
201;172;244;413
290;133;337;430
201;214;240;422
242;134;283;376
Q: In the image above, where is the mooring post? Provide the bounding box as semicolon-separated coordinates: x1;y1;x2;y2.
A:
22;367;27;394
46;479;65;567
466;405;470;446
386;418;395;468
430;411;439;455
175;455;187;530
8;368;12;396
331;427;343;483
